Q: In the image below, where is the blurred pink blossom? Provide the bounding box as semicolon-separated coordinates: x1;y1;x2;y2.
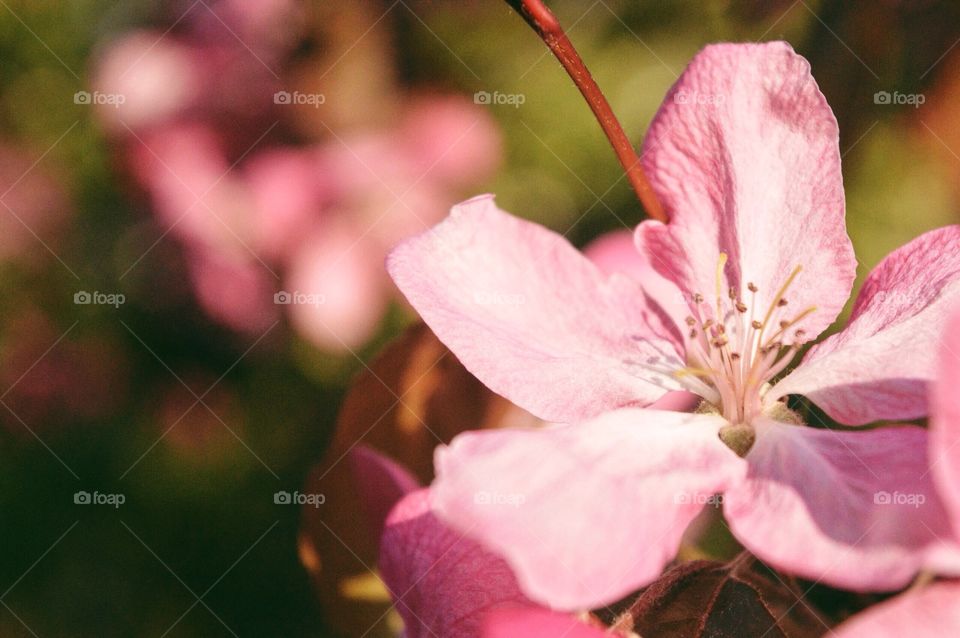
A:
130;122;256;251
388;41;960;608
243;147;332;261
184;0;304;61
187;248;278;334
284;225;386;352
124;95;500;350
92;31;200;132
399;94;503;189
95;1;502;354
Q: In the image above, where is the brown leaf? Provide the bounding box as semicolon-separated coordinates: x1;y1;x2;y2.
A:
298;322;535;637
613;553;832;638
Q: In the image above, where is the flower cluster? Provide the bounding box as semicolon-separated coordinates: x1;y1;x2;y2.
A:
91;1;501;352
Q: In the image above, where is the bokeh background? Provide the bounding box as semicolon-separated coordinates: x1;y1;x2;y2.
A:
0;0;959;635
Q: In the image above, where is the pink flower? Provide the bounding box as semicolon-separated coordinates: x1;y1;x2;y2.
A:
356;446;605;637
387;41;960;609
832;307;960;636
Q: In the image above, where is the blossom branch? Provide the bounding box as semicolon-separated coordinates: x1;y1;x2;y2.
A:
505;0;667;222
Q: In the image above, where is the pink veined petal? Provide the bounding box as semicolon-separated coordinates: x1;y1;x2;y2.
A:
379;489;531;638
483;608;608;638
636;41;855;343
724;419;954;591
431;408;746;610
649;389;703;412
349;446;421;549
387;195;684;424
932;306;960;534
770;225;960;424
583;228;690;330
832;581;960;638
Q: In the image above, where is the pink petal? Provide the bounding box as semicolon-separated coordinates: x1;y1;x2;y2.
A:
388;195;684;423
636;41;855;343
832;581;960;638
725;420;954;591
432;408;746;610
770;226;960;424
349;446;421;549
583;228;690;329
932;306;960;532
483;608;607;638
379;489;531;638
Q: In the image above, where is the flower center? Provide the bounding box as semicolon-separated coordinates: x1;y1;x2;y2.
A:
674;253;815;426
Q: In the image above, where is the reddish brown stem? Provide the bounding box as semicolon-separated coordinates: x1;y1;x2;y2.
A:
505;0;667;222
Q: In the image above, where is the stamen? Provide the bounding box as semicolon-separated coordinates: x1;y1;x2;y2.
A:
674;366;714;379
757;265;802;339
765;345;800;379
765;306;817;345
715;252;728;321
674;263;813;426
